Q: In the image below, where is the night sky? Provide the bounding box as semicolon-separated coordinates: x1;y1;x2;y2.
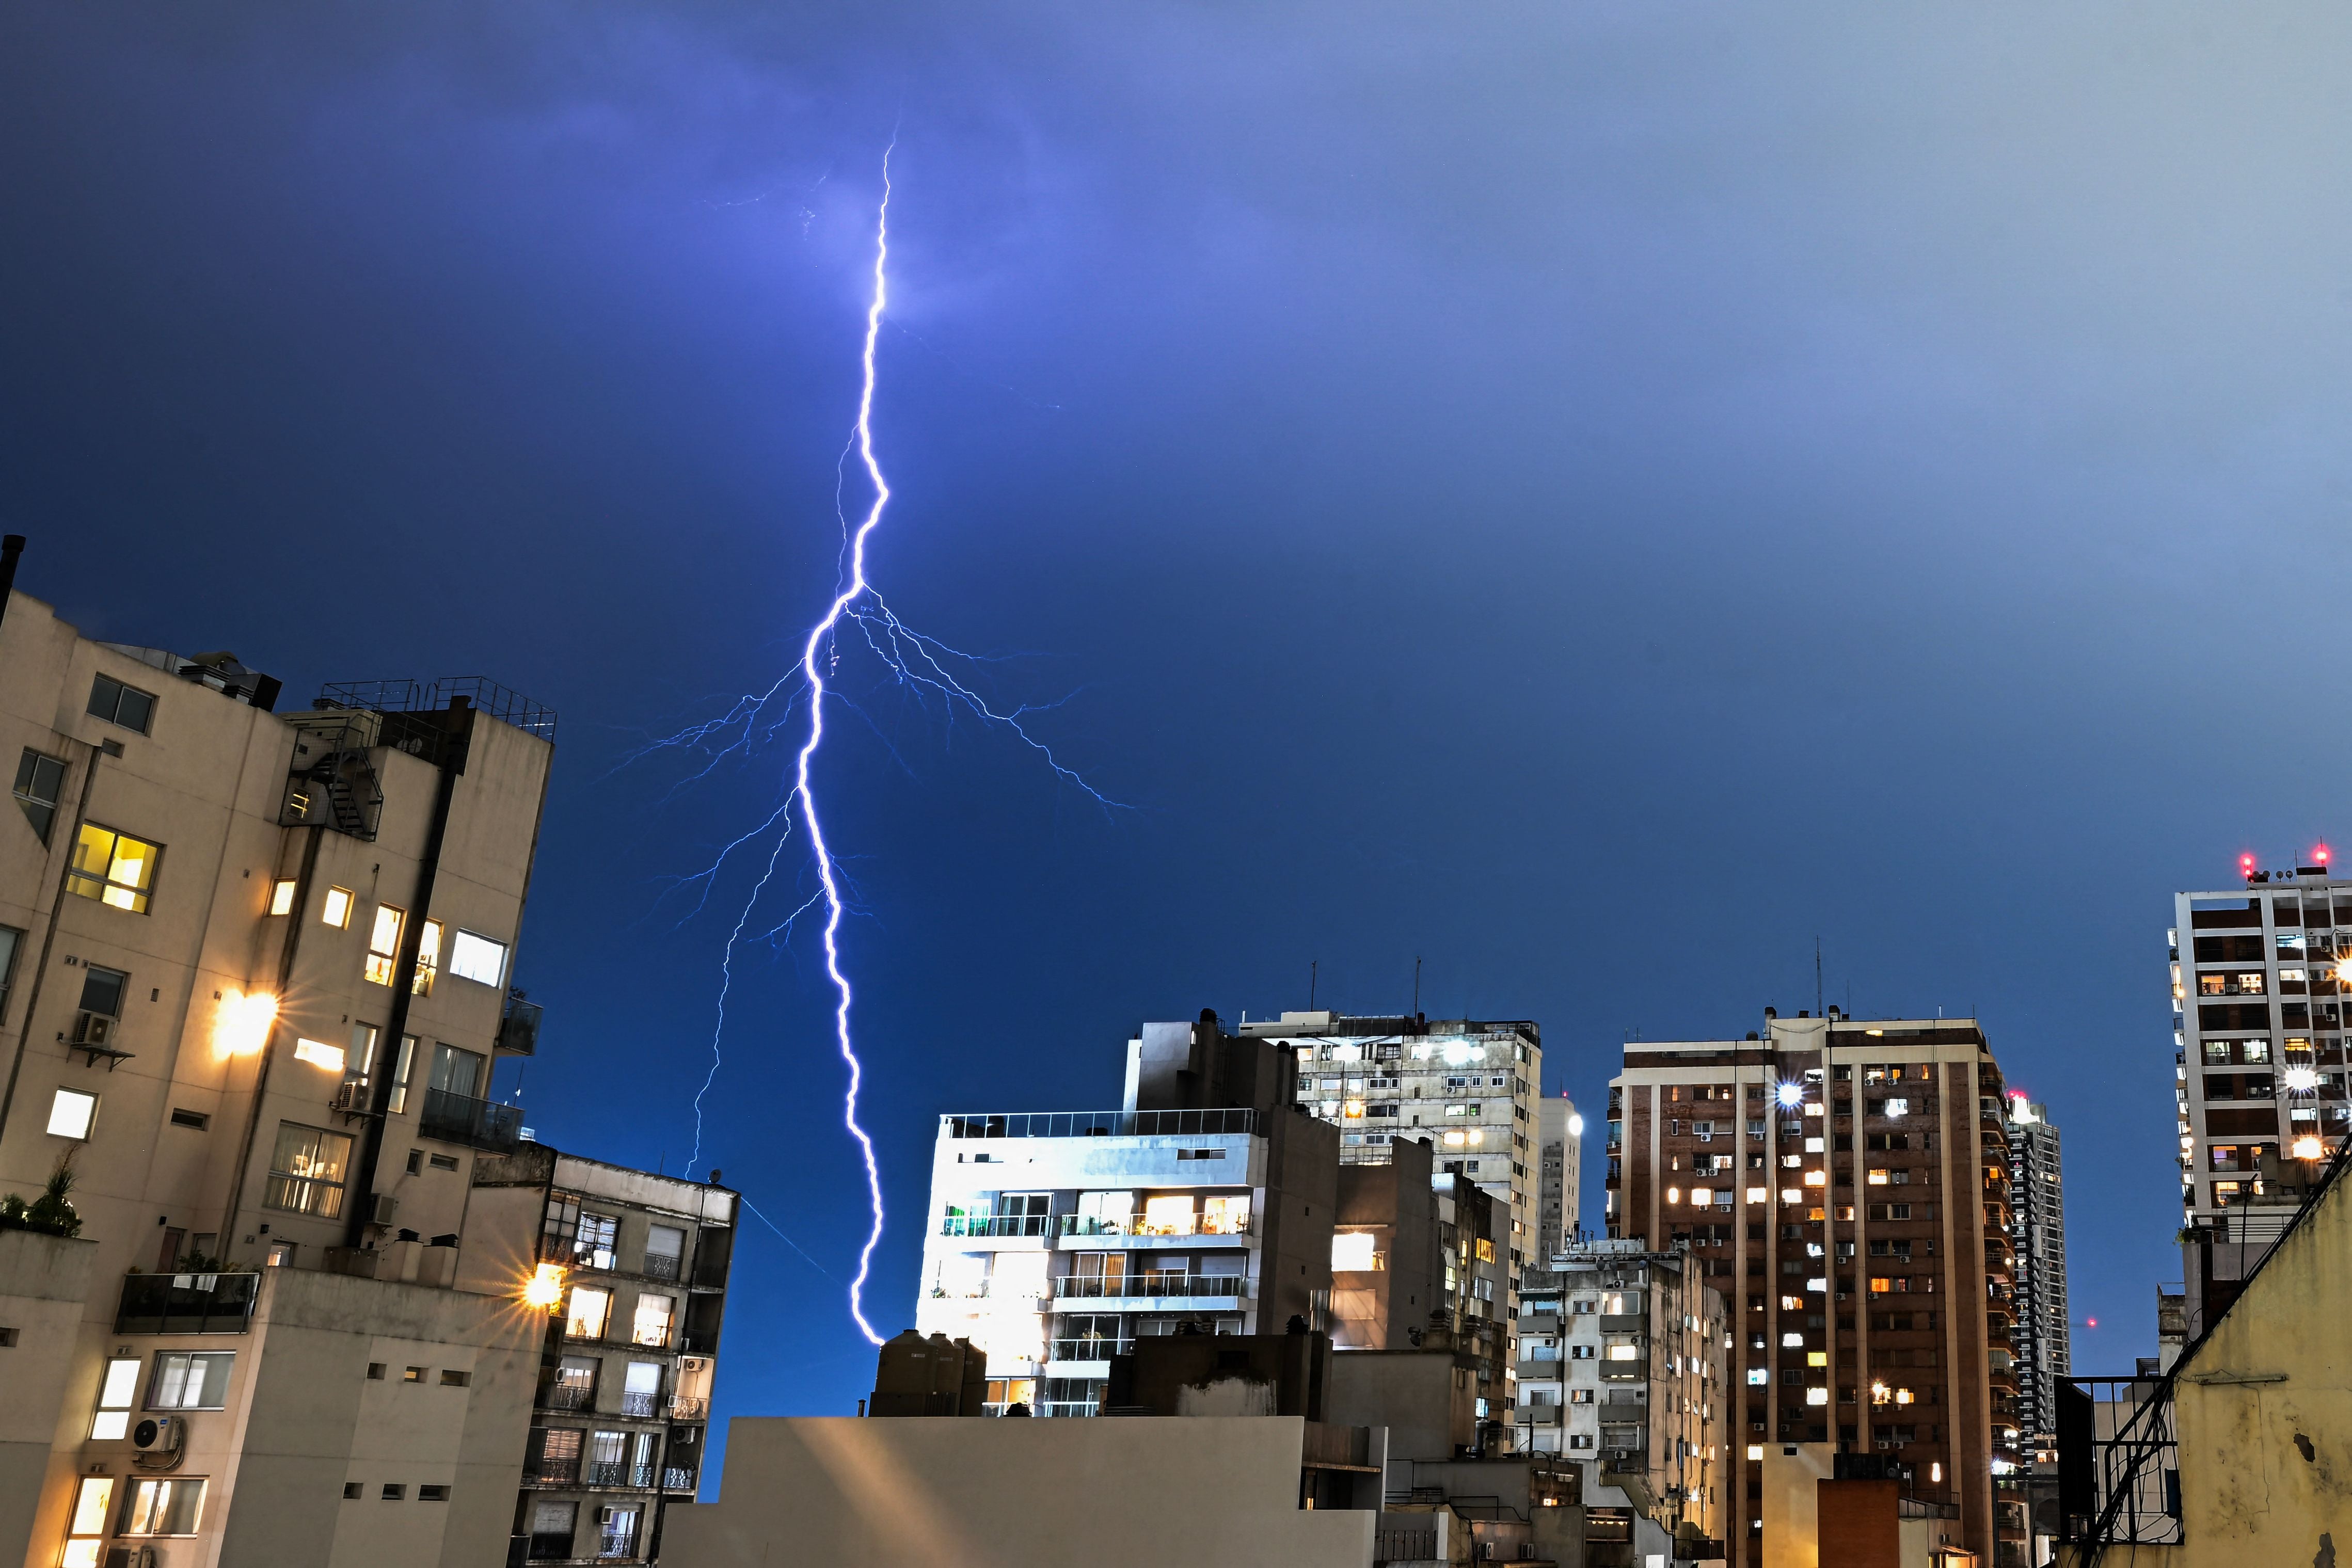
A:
8;3;2351;1453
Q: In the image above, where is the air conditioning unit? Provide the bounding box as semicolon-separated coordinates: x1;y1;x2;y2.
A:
596;1507;618;1525
331;1080;369;1114
678;1357;708;1373
132;1416;182;1454
103;1546;157;1568
73;1012;115;1046
367;1193;398;1226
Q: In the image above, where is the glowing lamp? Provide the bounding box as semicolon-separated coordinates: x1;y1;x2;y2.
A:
2242;853;2258;876
213;990;279;1057
2285;1067;2320;1093
2293;1135;2325;1160
2316;842;2332;867
1775;1083;1802;1109
1567;1113;1584;1137
523;1263;565;1310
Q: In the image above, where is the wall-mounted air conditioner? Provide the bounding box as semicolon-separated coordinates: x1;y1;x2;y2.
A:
73;1012;115;1046
368;1193;398;1226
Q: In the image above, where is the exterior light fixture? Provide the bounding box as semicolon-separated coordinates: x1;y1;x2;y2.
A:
523;1262;565;1310
2285;1067;2321;1094
213;990;279;1058
1775;1083;1802;1109
2293;1135;2325;1161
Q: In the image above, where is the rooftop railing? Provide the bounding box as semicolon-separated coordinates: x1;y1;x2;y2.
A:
941;1108;1259;1140
420;1087;523;1154
116;1270;259;1335
1054;1272;1249;1300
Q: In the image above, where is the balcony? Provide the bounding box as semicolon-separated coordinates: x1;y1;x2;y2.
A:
538;1383;595;1412
941;1108;1259;1139
531;1458;581;1487
939;1214;1054;1239
419;1087;523;1153
588;1461;656;1489
498;991;543;1056
1057;1213;1256;1241
663;1467;698;1493
1053;1272;1249;1301
640;1251;681;1282
619;1391;660;1418
1047;1337;1136;1363
116;1270;259;1335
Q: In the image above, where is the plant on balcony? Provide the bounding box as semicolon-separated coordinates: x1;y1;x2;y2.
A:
0;1156;82;1238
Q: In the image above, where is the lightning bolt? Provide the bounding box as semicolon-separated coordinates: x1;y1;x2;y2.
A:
642;141;1121;1348
788;138;898;1346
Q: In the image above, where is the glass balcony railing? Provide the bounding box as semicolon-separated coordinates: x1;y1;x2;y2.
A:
941;1108;1259;1140
419;1087;523;1153
116;1270;259;1334
1053;1272;1249;1300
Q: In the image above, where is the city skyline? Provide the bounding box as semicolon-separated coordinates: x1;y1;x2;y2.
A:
10;0;2352;1453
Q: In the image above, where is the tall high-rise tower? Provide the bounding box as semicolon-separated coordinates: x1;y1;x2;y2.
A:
1536;1093;1581;1259
1606;1010;2023;1568
2003;1097;2069;1464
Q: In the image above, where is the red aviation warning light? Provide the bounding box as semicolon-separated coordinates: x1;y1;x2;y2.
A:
2242;853;2259;882
2316;843;2332;868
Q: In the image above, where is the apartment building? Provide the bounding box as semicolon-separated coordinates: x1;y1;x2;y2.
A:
1238;1013;1541;1277
1537;1094;1582;1260
0;574;566;1567
2003;1097;2068;1465
1513;1268;1566;1455
463;1145;735;1565
2169;859;2352;1234
1606;1011;2022;1568
914;1012;1339;1417
1550;1239;1727;1563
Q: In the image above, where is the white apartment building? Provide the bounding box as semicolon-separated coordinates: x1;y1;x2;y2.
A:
913;1015;1336;1418
1553;1239;1727;1561
1237;1014;1542;1275
2171;860;2352;1231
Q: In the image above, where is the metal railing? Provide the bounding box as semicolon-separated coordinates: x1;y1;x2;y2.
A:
1046;1338;1135;1362
941;1108;1260;1140
619;1391;659;1418
525;1530;574;1561
936;1212;1055;1238
641;1251;681;1281
2062;1377;2183;1550
1057;1212;1255;1239
319;676;558;741
538;1383;595;1411
116;1270;259;1335
1054;1273;1249;1300
531;1458;581;1486
663;1466;697;1492
587;1461;655;1489
1375;1530;1439;1564
498;991;543;1056
420;1087;523;1153
669;1395;708;1421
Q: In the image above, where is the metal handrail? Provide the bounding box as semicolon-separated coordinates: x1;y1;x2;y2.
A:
1054;1273;1249;1300
941;1108;1260;1139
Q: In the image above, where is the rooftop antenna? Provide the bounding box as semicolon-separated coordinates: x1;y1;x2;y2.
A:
1815;938;1824;1018
1309;959;1317;1011
1413;956;1422;1016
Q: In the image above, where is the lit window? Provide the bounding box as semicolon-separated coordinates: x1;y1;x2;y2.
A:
365;905;405;986
264;1122;352;1218
1690;1188;1712;1206
87;674;156;734
414;920;442;996
90;1357;140;1439
631;1292;676;1348
12;749;65;842
1781;1332;1802;1347
1202;1194;1252;1235
68;823;161;913
388;1034;418;1115
1140;1196;1197;1236
449;929;507;987
1746;1444;1764;1461
566;1285;613;1339
62;1476;114;1567
1805;1386;1829;1406
149;1352;235;1411
1746;1368;1768;1385
267;878;298;916
292;1038;346;1073
1866;1169;1890;1186
1779;1295;1803;1310
47;1089;97;1140
1780;1188;1803;1205
1606;1343;1640;1361
320;888;354;929
1802;1171;1826;1188
119;1477;204;1536
1807;1351;1827;1367
1332;1231;1378;1271
1884;1098;1908;1118
1745;1186;1767;1204
1665;1187;1680;1204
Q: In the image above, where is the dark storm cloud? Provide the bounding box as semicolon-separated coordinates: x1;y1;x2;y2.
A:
6;0;2349;1423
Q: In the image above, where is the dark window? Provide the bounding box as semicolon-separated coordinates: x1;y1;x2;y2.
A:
169;1108;209;1130
87;674;156;734
11;750;65;841
343;1482;362;1499
382;1484;404;1501
79;966;129;1019
419;1485;449;1502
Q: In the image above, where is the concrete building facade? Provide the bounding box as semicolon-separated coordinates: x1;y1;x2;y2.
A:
0;579;567;1568
1607;1012;2023;1568
1551;1239;1728;1562
1538;1093;1583;1261
463;1145;736;1565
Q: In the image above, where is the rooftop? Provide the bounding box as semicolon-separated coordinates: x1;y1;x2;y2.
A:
1236;1012;1539;1045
